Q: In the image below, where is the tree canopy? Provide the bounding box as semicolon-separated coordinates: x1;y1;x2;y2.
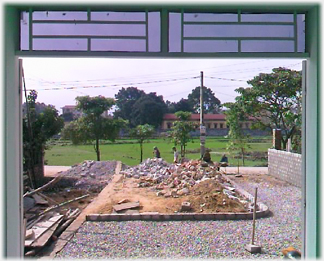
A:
187;86;221;113
130;93;167;128
166;98;193;113
114;87;146;122
168;111;197;158
62;95;127;161
23;90;64;187
227;67;302;150
114;87;167;128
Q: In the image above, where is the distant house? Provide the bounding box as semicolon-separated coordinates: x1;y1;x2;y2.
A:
61;105;83;119
61;105;110;120
161;113;252;130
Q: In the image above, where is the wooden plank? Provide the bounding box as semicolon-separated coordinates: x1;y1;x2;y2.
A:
37;191;59;204
25;229;35;240
23;173;64;198
38;194;89;217
25;215;63;247
119;209;140;214
32;193;48;205
31;221;61;247
113;201;140;212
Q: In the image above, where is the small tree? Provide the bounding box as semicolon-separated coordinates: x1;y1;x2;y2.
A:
224;102;251;172
130;124;155;163
23;90;64;187
62;96;127;161
168;111;196;158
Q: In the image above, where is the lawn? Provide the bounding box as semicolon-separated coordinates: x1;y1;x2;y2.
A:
45;137;272;167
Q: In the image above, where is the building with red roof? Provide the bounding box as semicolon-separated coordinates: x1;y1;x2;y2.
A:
162;113;252;131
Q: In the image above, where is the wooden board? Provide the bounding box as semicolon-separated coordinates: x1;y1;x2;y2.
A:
31;221;61;247
119;209;140;214
113;201;140;212
32;193;48;205
25;215;63;247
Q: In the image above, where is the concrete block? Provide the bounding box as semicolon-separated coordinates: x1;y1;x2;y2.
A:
172;214;183;221
163;215;171;221
184;214;195;220
120;215;131;221
86;214;98;221
216;214;226;220
205;214;214;220
142;214;151;220
193;214;205;220
151;214;161;221
130;214;141;220
245;244;261;254
180;201;191;212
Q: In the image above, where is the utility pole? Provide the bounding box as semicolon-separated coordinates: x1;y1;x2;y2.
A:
200;71;206;159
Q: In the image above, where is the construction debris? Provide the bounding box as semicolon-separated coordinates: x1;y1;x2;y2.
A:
180;202;191;212
120;158;250;208
113;201;140;213
24;188;83;256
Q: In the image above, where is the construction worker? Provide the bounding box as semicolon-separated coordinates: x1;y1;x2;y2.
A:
172;147;179;163
153;146;161;158
220;154;229;166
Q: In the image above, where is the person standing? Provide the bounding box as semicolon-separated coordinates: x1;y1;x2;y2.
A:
153;146;161;158
172;147;179;163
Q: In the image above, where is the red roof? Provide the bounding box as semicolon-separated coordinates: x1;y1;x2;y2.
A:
62;105;76;109
163;113;226;120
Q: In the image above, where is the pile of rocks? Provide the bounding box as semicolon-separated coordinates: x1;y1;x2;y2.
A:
55;160;117;193
121;158;238;198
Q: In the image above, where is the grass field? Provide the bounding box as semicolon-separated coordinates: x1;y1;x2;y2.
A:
45;137;272;167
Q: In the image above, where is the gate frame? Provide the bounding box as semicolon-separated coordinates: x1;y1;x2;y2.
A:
3;3;321;258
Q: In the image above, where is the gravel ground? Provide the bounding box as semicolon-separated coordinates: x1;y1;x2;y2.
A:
53;160;117;193
55;175;302;259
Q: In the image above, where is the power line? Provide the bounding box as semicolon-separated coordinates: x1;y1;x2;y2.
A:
25;59;271;86
205;76;247;82
26;76;200;92
209;62;302;76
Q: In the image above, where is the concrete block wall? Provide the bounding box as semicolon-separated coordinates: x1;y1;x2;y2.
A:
268;149;302;187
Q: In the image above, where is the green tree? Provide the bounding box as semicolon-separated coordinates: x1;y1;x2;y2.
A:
168;111;196;158
23;90;64;188
234;67;302;150
224;102;250;170
61;112;75;122
187;86;221;113
130;124;155;163
166;98;193;113
131;94;167;128
62;96;127;161
114;87;146;126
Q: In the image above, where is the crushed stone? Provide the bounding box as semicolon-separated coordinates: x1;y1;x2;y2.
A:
55;175;302;259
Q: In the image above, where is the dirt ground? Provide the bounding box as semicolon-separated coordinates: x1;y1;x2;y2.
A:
90;175;247;214
42;165;272;214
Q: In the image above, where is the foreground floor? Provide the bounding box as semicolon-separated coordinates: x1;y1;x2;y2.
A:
55;174;301;259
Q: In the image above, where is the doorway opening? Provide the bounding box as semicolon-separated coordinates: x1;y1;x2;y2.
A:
22;57;304;258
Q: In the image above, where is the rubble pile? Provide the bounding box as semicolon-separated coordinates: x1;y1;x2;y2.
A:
23;160;118;257
55;160;117;193
121;158;252;209
122;158;217;185
23;190;84;257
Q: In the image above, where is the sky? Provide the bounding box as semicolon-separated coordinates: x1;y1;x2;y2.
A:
22;58;304;114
